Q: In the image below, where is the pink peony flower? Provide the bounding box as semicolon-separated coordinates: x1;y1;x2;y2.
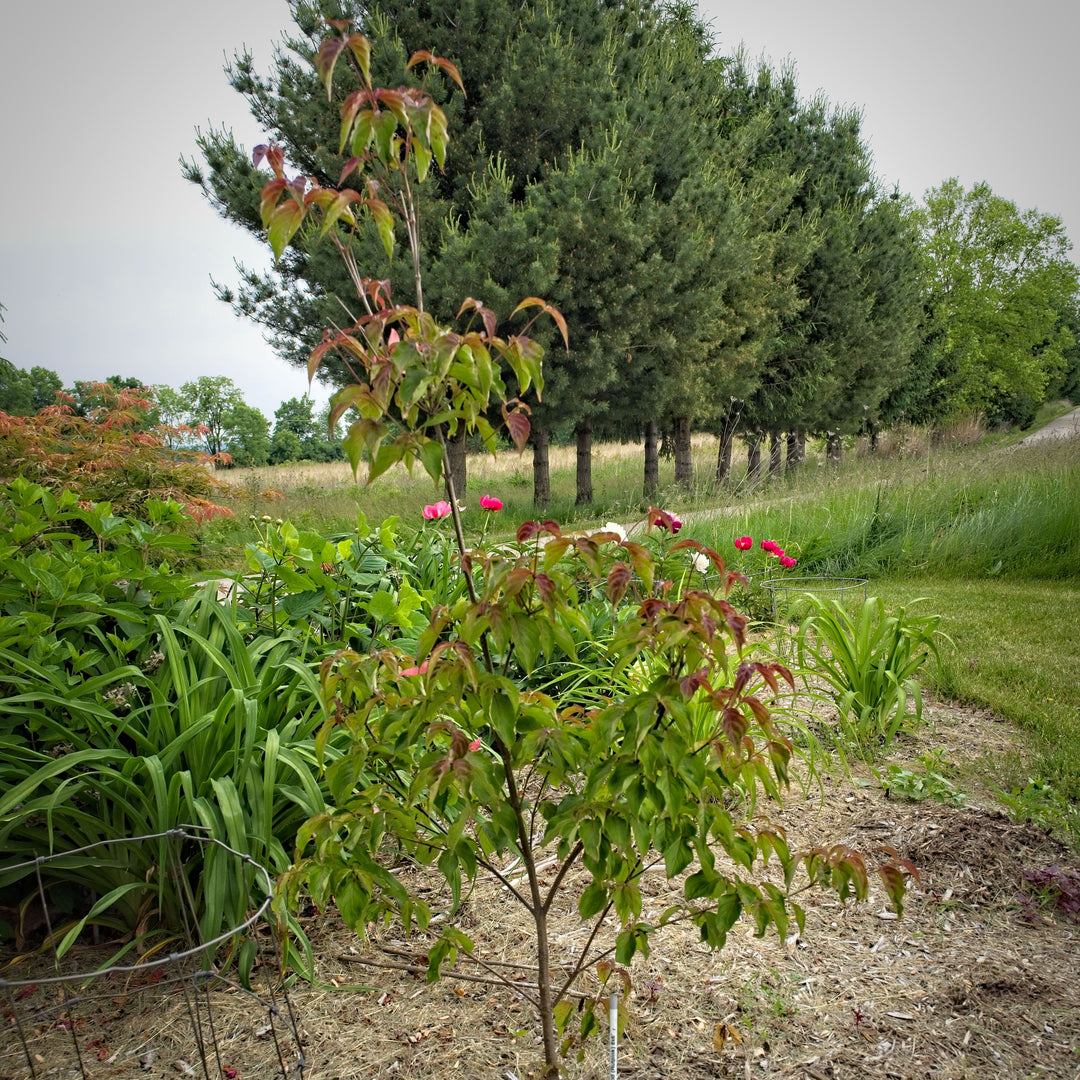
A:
479;495;503;511
779;555;797;568
735;536;753;551
761;539;778;553
422;501;452;520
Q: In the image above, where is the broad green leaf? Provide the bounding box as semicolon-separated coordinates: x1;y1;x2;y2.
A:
578;881;608;919
347;33;372;86
419;438;443;483
369;199;395;260
267;200;304;261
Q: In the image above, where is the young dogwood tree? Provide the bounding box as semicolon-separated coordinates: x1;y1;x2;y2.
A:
255;23;913;1077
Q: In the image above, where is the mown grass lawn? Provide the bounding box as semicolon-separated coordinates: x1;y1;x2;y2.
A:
875;576;1080;799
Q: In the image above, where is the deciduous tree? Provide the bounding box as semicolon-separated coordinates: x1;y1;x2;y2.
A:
913;179;1079;424
180;375;246;457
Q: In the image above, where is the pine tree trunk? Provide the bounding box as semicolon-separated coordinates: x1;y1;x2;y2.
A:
643;419;659;498
673;416;693;487
768;431;782;477
746;433;762;484
532;427;550;508
715;430;733;485
445;428;467;500
575;418;593;505
826;431;843;466
786;425;803;473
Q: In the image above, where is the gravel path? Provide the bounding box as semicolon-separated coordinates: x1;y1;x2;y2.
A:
1017;405;1080;445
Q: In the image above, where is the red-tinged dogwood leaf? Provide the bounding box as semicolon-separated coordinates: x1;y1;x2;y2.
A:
367;440;405;484
339;91;367;153
503;336;544;400
406;51;466;96
347;32;372;87
607;561;633;606
721;706;748;745
511;297;569;350
877;864;907;917
456;297;497;338
308;335;336;383
504;408;530;453
339;155;364;185
516;520;540;543
315;37;346;99
573;536;604;578
503;566;534;600
540;536;571;566
727;570;748;597
314;189;362;236
672;539;728;576
535;573;556;610
744;696;769;725
375;88;408;127
259;178;287;227
679;668;711;699
252;143;285;177
267;200;304;260
647;506;679;533
720;602;749;650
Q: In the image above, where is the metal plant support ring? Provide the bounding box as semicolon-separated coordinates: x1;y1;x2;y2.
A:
0;828;305;1080
759;576;869;654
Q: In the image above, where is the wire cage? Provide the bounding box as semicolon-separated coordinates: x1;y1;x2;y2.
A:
0;829;305;1080
758;575;869;654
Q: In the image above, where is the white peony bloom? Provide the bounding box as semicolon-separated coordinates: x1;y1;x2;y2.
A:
691;552;710;574
598;521;628;542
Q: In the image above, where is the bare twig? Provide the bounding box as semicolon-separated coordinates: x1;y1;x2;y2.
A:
336;954;590;1003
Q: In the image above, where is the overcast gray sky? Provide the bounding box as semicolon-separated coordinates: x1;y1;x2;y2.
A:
1;0;1077;420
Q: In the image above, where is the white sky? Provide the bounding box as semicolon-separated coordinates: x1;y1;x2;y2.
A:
1;0;1077;420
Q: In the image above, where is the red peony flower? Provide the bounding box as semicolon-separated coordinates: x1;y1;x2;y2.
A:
735;536;753;551
479;495;503;511
422;501;452;520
